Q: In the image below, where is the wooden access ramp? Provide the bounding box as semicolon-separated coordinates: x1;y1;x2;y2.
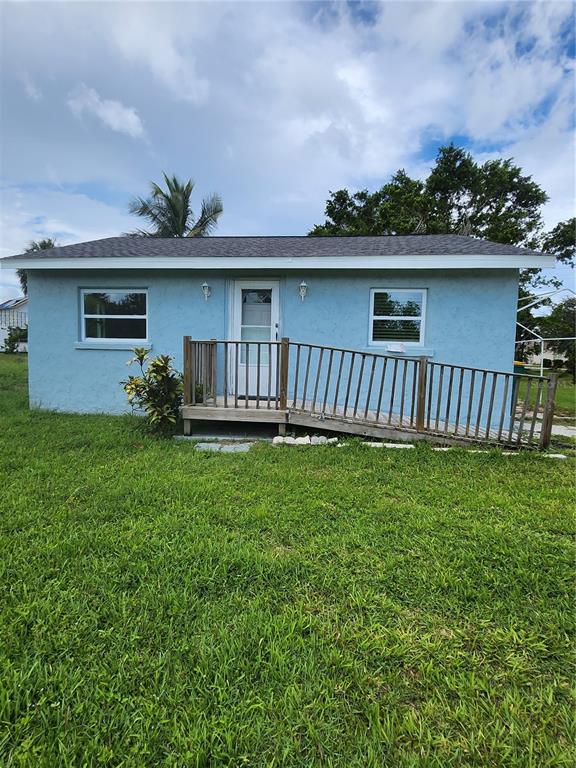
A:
181;338;558;449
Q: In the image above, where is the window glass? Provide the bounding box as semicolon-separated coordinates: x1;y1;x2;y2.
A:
241;290;272;326
371;290;424;344
373;291;423;317
84;292;146;316
83;290;147;340
372;318;421;342
85;318;147;340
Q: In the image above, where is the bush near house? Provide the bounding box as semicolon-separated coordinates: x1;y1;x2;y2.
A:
121;347;183;431
2;326;27;353
0;354;574;767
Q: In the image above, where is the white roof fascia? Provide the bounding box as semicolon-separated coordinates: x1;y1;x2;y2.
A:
1;254;556;270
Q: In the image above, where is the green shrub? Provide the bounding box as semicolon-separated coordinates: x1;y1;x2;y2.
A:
2;326;27;353
122;348;183;431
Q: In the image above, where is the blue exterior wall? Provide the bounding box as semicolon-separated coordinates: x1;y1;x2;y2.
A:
27;268;519;414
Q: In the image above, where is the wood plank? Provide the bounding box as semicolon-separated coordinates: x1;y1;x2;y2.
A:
301;345;312;409
474;371;487;439
364;356;377;420
267;343;272;410
311;346;324;413
409;359;417;427
256;343;261;408
507;377;521;443
353;353;366;418
332;350;345;415
181;405;288;423
484;372;497;438
527;379;543;446
288;411;472;446
292;344;301;408
425;363;435;429
434;365;444;431
223;341;228;408
275;342;281;409
210;340;217;405
343;352;356;416
539;374;558;449
398;359;408;425
190;340;197;405
234;342;239;408
465;369;475;437
454;367;465;435
496;375;510;442
375;357;388;423
387;358;399;424
279;337;289;411
415;356;428;432
322;348;334;414
516;378;531;445
443;366;454;433
183;336;191;405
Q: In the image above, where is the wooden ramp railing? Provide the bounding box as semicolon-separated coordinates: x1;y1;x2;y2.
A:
182;338;558;449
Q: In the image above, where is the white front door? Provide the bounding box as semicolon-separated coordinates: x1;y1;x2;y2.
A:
230;280;280;399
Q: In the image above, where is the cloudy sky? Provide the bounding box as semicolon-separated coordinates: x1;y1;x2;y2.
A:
0;0;574;300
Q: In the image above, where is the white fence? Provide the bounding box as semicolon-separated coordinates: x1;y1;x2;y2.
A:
0;310;28;329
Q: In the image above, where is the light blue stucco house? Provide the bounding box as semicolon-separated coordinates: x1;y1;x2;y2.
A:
2;234;555;445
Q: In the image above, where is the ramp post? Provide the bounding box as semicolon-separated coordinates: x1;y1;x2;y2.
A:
415;356;429;432
279;337;290;410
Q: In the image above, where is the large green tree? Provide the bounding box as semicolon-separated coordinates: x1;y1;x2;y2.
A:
17;238;57;296
128;174;223;237
309;145;549;248
309;145;574;345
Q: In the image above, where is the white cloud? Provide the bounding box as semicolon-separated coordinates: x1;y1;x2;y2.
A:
0;185;135;302
67;84;145;139
21;71;42;101
110;11;209;104
0;0;573;258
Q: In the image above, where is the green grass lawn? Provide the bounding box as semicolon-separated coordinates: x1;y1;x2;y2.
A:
0;354;574;767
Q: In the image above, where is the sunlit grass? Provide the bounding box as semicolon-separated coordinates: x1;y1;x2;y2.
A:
0;354;574;766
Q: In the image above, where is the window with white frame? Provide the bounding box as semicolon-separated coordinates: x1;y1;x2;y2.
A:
81;290;148;341
370;289;426;345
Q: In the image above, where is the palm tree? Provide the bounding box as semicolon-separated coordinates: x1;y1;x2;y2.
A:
17;238;57;295
128;174;223;237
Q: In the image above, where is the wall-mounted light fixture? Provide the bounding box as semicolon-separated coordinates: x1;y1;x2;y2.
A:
298;280;308;302
201;282;211;301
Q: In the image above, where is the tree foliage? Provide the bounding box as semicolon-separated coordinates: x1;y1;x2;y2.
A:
539;298;576;382
541;218;576;265
310;145;549;247
128;173;223;237
17;238;57;296
309;144;574;311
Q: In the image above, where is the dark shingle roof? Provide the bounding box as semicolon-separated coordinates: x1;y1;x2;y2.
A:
3;234;544;262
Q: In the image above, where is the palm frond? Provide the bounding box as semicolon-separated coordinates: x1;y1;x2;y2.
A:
188;194;224;237
128;174;221;237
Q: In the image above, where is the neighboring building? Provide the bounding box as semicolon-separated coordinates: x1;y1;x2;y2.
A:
0;296;28;351
1;235;554;422
527;345;567;367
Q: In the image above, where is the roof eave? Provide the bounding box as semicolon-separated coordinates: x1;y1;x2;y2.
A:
0;254;556;270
